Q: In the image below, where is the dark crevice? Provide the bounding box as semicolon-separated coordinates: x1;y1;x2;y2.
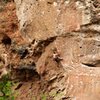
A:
15;83;23;90
9;61;40;81
11;68;40;81
11;23;18;32
33;36;57;58
2;35;11;45
19;49;29;59
82;60;100;67
82;63;96;67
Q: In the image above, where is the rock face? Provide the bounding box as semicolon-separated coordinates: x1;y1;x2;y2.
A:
14;0;100;99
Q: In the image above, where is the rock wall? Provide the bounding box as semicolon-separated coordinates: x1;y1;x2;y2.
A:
15;0;99;42
14;0;100;100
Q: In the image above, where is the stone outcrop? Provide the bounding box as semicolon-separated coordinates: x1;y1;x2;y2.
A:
14;0;100;99
15;0;98;42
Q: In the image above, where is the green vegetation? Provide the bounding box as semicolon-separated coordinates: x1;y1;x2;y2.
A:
41;94;47;100
0;75;14;100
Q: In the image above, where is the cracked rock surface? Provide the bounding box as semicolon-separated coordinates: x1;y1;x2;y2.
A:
0;0;100;100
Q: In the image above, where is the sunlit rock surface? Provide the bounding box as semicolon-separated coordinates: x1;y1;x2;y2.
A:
14;0;100;99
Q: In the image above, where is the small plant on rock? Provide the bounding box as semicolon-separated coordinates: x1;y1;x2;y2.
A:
41;94;47;100
0;74;15;100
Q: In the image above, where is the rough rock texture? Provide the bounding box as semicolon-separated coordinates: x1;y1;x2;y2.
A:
11;0;100;99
